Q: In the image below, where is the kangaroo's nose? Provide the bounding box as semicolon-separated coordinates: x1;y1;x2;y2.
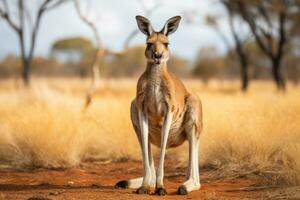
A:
154;52;162;59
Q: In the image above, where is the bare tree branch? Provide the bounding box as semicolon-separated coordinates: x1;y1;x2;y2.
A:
0;0;20;32
74;0;103;109
123;0;161;49
257;2;273;28
237;1;273;57
45;0;69;11
28;0;68;60
74;0;102;48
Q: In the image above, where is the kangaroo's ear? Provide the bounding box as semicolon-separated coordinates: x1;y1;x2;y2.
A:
136;15;153;36
161;16;181;36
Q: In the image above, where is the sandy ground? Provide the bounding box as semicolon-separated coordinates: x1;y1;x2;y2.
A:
0;160;299;200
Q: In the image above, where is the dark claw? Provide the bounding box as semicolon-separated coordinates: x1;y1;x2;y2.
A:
155;187;167;196
177;185;188;195
114;180;128;189
136;186;150;194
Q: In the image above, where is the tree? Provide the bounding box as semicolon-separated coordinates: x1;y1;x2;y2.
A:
206;0;250;91
51;36;95;76
231;0;298;90
0;0;69;86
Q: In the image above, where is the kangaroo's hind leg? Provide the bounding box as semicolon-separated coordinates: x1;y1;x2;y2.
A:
177;95;202;195
115;100;156;190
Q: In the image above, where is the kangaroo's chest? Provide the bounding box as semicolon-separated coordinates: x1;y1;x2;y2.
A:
144;81;168;119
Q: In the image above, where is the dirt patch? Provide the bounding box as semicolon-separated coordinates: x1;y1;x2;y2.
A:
0;161;298;200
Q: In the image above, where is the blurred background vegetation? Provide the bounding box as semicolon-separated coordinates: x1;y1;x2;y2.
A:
0;0;300;91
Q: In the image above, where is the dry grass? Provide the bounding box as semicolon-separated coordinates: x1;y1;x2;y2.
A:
0;78;299;186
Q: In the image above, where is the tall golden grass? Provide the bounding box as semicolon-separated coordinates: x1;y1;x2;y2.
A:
0;78;299;186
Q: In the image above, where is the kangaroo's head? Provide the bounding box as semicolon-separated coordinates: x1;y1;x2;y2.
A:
136;15;181;65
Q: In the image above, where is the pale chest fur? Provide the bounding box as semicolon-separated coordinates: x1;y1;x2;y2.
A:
144;78;169;120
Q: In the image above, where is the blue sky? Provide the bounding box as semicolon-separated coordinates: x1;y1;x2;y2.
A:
0;0;231;61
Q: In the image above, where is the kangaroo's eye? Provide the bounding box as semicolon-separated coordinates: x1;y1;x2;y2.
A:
146;42;152;47
164;43;169;48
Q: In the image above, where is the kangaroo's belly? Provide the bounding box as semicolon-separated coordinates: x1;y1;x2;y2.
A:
148;113;187;148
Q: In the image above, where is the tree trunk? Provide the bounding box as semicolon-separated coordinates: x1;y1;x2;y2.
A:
19;29;31;86
22;58;30;86
240;56;249;91
85;59;100;108
271;58;286;90
235;42;249;91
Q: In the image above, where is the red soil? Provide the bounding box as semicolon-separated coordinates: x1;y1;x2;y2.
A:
0;161;278;200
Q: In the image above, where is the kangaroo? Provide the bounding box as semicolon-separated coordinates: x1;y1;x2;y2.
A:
115;15;203;195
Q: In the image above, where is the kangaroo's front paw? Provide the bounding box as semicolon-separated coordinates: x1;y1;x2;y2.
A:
177;185;188;195
155;187;167;196
136;186;150;194
114;180;128;189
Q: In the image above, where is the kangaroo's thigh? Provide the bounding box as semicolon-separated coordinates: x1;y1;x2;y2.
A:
130;99;142;144
184;95;203;136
